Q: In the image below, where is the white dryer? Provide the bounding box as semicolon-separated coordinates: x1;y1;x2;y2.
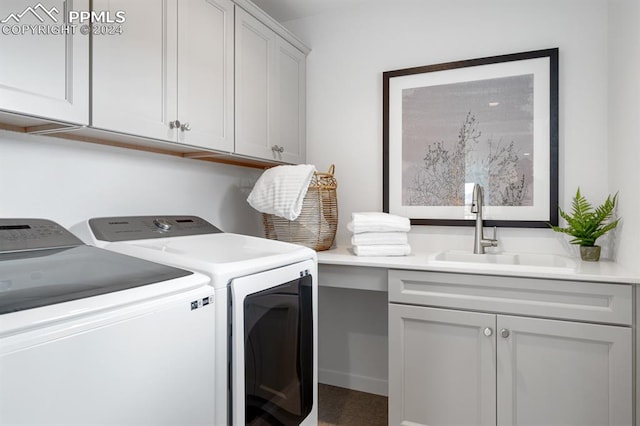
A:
0;219;216;425
73;216;318;426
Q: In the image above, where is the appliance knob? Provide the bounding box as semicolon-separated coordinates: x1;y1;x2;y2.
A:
153;218;172;231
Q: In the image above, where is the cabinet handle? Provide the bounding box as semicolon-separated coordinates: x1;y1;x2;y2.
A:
500;328;510;338
180;122;191;132
483;327;493;337
169;120;181;129
271;145;284;153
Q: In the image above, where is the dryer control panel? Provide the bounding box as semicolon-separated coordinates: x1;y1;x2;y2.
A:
88;216;223;242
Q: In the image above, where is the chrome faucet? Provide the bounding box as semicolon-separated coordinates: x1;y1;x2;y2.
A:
471;184;498;254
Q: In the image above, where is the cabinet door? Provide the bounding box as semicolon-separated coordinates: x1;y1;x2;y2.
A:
176;0;234;151
92;0;178;141
273;39;306;164
235;7;307;163
0;0;88;125
497;315;632;426
389;304;496;426
234;7;273;160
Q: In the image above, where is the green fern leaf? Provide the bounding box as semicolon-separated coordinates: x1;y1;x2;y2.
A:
550;188;620;247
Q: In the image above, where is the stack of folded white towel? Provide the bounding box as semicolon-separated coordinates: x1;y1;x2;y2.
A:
348;212;411;256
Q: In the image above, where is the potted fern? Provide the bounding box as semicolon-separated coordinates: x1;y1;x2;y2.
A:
551;188;620;261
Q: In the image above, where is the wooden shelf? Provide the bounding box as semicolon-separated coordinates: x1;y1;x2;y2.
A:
0;113;280;170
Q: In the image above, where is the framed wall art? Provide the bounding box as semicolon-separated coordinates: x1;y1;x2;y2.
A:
383;48;558;227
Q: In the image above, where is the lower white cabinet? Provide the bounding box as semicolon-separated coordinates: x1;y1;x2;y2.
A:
389;305;496;425
496;314;631;426
388;270;633;426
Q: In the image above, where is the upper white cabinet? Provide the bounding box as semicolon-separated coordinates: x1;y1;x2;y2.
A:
92;0;234;151
0;0;307;167
0;0;89;125
235;7;306;164
176;0;234;150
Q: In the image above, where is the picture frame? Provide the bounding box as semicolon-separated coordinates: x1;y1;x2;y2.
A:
383;48;559;228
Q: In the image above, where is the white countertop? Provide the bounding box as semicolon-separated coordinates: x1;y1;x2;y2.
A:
317;246;640;284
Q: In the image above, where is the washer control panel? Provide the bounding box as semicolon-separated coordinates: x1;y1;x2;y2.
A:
89;215;223;242
0;219;83;252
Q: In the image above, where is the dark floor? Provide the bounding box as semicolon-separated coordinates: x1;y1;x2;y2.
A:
318;384;388;426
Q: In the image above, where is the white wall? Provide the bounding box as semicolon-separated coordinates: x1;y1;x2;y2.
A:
318;286;388;395
608;0;640;273
286;0;616;260
283;0;637;395
0;130;263;234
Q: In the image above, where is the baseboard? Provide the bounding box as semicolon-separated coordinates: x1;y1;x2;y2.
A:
318;367;388;396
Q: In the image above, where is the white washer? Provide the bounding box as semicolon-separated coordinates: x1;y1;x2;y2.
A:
72;215;318;426
0;219;216;425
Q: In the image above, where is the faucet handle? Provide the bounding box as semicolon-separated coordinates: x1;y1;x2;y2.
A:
487;226;499;247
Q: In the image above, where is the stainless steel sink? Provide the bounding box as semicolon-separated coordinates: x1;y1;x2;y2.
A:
429;250;576;270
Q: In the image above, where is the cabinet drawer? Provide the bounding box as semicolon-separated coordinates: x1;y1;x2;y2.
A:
388;270;632;325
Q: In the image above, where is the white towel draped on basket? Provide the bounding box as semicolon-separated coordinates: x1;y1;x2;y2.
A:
247;164;316;220
347;212;411;234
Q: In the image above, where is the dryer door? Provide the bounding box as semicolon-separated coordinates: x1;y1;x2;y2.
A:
231;259;316;426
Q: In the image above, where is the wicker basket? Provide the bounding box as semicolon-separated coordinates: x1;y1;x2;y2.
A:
262;165;338;251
